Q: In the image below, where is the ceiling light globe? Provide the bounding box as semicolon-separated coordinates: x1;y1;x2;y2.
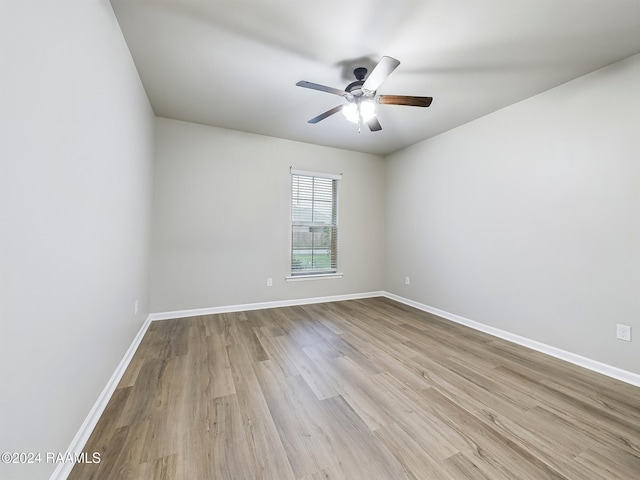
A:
342;103;359;123
360;100;376;122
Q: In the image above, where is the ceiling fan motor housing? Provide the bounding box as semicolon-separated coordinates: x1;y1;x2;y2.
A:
345;67;369;97
353;67;367;81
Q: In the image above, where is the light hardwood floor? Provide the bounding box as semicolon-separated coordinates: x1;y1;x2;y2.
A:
69;297;640;479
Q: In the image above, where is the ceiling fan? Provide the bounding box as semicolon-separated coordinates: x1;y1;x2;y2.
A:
296;56;433;132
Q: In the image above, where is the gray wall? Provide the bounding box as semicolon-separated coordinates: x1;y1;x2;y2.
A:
150;118;385;313
385;54;640;374
0;2;155;479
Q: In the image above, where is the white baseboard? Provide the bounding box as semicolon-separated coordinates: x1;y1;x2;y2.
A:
148;291;386;321
49;315;153;480
384;292;640;388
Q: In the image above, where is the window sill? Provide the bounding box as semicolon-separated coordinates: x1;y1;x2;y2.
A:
286;272;343;282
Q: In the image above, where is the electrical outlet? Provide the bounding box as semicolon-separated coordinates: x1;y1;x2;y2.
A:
134;300;139;315
267;277;273;287
616;324;631;342
405;276;410;285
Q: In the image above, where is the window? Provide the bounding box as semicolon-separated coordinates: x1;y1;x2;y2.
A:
290;169;341;277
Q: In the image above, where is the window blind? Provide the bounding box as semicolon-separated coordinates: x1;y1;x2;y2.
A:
291;170;340;275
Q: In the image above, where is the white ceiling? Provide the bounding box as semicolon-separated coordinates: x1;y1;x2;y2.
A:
111;0;640;156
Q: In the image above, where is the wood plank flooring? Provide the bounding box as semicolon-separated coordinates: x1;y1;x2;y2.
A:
69;297;640;479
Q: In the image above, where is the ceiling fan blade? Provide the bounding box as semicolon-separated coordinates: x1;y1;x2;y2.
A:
367;116;382;131
308;105;344;124
378;95;433;107
296;81;349;97
362;56;400;94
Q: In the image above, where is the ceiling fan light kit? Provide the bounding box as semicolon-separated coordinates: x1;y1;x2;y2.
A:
342;99;376;124
296;56;433;132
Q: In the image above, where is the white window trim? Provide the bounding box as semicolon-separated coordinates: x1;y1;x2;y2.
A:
285;272;344;282
290;168;343;180
289;167;342;278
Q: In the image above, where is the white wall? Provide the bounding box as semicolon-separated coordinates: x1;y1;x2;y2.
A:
385;53;640;374
150;118;385;313
0;2;154;479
